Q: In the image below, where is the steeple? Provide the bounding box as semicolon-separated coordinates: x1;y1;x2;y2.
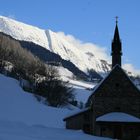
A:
111;17;122;68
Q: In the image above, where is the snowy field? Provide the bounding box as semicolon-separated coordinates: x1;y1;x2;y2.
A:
0;74;112;140
58;66;96;103
0;120;112;140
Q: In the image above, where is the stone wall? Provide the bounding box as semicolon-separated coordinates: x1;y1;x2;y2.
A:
89;66;140;119
65;114;83;130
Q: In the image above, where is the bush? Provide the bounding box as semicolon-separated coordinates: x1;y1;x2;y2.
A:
36;79;74;107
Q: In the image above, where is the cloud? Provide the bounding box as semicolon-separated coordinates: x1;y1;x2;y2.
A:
57;32;111;62
123;64;140;76
57;31;140;76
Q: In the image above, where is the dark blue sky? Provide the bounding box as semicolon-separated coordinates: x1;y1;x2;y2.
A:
0;0;140;70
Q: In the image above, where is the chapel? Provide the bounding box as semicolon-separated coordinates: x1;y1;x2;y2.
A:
64;19;140;140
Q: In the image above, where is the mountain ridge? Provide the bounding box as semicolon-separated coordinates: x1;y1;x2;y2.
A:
0;16;111;78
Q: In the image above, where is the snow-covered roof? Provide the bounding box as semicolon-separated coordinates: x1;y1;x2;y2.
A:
63;107;90;120
96;112;140;123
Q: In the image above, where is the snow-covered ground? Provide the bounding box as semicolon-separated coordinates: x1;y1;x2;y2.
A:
0;74;112;140
0;120;112;140
57;66;96;103
0;74;70;128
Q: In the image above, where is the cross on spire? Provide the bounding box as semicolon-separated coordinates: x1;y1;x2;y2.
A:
111;16;122;68
115;16;118;24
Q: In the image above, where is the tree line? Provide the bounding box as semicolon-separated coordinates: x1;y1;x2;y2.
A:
0;33;74;107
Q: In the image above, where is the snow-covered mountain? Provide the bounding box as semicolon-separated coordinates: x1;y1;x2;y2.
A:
0;16;110;76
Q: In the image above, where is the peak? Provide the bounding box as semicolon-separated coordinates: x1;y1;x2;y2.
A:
0;15;52;50
0;15;8;19
0;15;32;27
0;15;14;21
0;16;10;23
0;15;45;31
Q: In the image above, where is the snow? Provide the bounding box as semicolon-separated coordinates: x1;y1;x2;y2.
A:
0;16;49;50
73;87;93;104
64;108;90;120
0;74;70;128
0;120;112;140
57;66;96;103
0;74;112;140
45;29;110;74
68;79;94;104
0;16;110;75
57;66;74;79
96;112;140;122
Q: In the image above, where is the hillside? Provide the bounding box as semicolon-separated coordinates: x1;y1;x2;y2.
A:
0;74;69;127
0;74;112;140
0;16;110;77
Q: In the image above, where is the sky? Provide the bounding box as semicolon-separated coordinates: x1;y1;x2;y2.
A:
0;0;140;74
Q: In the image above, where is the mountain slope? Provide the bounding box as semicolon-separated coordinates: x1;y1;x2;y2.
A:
0;16;110;76
0;16;49;49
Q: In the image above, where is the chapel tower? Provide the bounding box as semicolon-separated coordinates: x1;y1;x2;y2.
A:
111;17;122;68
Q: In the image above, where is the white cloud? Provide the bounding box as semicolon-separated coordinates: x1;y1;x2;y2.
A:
123;64;140;76
57;31;140;76
57;32;111;62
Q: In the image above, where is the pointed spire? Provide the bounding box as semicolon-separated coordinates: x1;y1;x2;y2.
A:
113;17;120;42
111;17;122;68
